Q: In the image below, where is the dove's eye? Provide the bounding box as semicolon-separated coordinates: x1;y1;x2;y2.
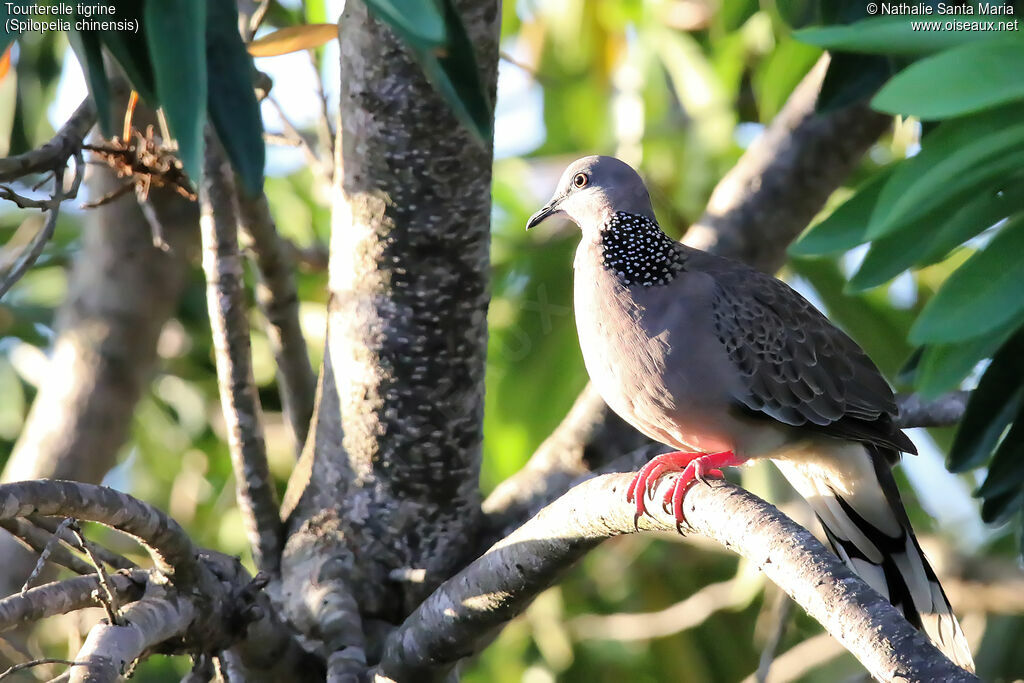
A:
573;173;588;188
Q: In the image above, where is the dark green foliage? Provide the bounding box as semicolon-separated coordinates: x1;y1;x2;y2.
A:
144;0;206;181
789;0;1024;550
206;0;265;195
364;0;493;144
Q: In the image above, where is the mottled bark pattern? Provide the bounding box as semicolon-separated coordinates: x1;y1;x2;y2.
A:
284;0;499;619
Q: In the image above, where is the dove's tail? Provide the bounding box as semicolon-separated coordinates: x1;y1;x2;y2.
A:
773;442;975;672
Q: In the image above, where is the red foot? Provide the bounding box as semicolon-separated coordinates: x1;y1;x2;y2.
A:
626;451;742;530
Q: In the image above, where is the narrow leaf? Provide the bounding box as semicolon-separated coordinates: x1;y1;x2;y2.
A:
980;487;1024;525
850;181;1024;291
364;0;446;50
873;37;1024;119
68;28;113;136
919;180;1024;265
949;330;1024;472
95;1;158;105
207;0;265;195
247;24;338;57
145;0;207;182
788;166;894;256
977;418;1024;499
910;216;1024;344
868;106;1024;239
915;320;1018;396
795;15;993;56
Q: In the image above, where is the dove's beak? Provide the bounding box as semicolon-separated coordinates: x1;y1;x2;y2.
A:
526;198;562;230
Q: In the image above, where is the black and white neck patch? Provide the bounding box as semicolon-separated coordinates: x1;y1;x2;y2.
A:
599;211;685;287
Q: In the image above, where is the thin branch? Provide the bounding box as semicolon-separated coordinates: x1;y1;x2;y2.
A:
199;132;283;574
0;166;66;300
68;520;123;626
0;98;95;182
266;97;330;185
23;518;77;592
485;390;971;541
0;481;198;583
568;577;744;642
68;592;196;683
237;192;316;452
741;632;846;683
307;50;335;175
756;591;795;683
0;517;94;585
28;515;137;571
0;658;82;681
895;391;969;429
0;571;147;634
381;475;977;682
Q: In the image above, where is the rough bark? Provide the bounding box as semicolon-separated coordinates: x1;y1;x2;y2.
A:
200;135;282;574
381;475;978;683
237;192;317;452
282;0;500;626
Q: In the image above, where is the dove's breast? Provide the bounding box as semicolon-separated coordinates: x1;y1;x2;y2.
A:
573;240;785;456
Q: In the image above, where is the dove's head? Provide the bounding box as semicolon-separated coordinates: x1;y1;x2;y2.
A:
526;156;656;232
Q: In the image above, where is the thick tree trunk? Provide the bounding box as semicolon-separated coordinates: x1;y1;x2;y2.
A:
281;0;500;630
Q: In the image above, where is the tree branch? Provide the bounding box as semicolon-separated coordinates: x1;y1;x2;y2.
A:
0;481;197;583
68;591;196;683
0;571;146;634
382;475;977;682
200;133;283;575
485;390;971;542
0;518;94;581
895;391;969;429
0;163;67;300
237;192;316;452
0;98;95;182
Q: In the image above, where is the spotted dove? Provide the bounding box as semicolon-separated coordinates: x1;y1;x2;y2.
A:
527;155;974;671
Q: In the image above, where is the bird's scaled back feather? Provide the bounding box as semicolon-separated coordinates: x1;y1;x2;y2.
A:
693;251;916;454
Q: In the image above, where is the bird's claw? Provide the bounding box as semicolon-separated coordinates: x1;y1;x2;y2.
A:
625;451;739;531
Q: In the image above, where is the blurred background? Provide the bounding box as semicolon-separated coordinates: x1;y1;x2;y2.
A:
1;0;1021;681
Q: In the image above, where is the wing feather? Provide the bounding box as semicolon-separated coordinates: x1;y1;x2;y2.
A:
699;255;915;454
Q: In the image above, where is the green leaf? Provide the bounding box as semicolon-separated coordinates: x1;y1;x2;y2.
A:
872;37;1024;119
915;320;1018;396
145;0;207;182
0;1;38;55
788;166;894;256
206;0;264;195
977;417;1024;499
407;0;492;145
949;330;1024;472
868;106;1024;239
364;0;446;51
67;27;113;136
795;15;996;56
96;1;158;105
849;181;1024;291
919;179;1024;265
910;216;1024;344
980;487;1024;525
